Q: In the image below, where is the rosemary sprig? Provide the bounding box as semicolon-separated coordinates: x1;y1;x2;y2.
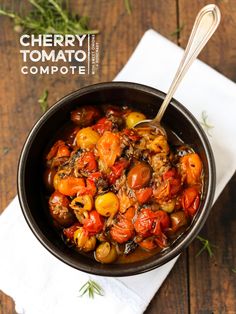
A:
0;0;99;35
38;89;49;113
79;280;104;299
171;24;185;37
200;110;214;137
196;236;216;257
124;0;132;15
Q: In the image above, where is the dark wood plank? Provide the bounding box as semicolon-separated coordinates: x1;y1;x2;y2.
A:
178;1;236;313
187;174;236;314
145;252;189;314
0;1;182;313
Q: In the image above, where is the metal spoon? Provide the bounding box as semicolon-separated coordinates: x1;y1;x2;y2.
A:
134;4;221;133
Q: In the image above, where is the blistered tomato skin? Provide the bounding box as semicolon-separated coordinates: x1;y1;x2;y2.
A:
49;191;75;227
45;105;204;264
71;106;100;127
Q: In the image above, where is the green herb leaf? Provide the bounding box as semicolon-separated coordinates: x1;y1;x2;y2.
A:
2;147;10;156
171;24;185;37
0;0;99;35
232;268;236;273
124;0;132;15
79;280;104;299
196;235;217;258
38;89;49;113
200;111;214;137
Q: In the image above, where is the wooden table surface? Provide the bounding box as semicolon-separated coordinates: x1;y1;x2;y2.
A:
0;1;236;313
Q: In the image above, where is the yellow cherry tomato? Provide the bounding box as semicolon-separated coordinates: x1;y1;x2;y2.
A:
95;242;118;264
74;227;96;252
126;112;146;128
95;192;119;217
76;127;100;150
70;195;93;212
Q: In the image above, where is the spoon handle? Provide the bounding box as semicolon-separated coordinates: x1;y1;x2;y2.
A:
154;4;221;123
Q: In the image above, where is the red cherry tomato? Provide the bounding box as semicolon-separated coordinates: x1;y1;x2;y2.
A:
49;191;75;227
63;223;81;241
122;129;141;142
108;158;129;184
83;210;104;234
135;187;153;204
110;217;134;244
133;208;154;237
163;168;181;196
154;210;170;230
77;151;97;172
93;117;113;135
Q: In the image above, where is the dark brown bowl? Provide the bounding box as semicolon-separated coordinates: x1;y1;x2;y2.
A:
17;82;216;276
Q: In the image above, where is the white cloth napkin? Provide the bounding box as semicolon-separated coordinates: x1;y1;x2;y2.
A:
1;29;236;314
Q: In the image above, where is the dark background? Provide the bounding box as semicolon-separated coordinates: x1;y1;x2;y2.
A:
0;1;235;313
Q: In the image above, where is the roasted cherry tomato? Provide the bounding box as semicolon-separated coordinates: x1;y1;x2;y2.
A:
134;208;170;236
63;222;81;241
180;153;203;185
83;210;104;234
93;117;113;135
108;158;129;184
76;151;97;172
110;216;134;244
122;128;141;142
46;140;70;161
55;176;85;196
163;168;181;196
135;187;153;204
71;106;100;127
97;131;121;168
95;242;118;263
127;162;152;190
133;208;154;237
182;187;200;216
49;191;75;227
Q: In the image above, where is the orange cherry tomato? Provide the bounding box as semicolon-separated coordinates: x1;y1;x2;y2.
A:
96;131;121;168
122;206;136;221
57;177;85;196
182;187;200;217
46;140;70;161
181;153;203;185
